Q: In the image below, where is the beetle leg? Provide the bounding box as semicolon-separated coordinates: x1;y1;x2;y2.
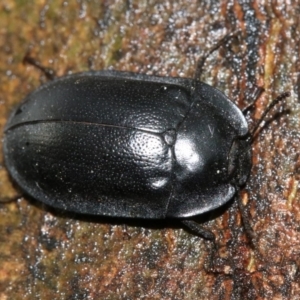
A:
242;84;265;114
181;219;215;240
237;193;255;247
181;220;219;273
193;31;240;84
23;53;56;80
0;194;23;203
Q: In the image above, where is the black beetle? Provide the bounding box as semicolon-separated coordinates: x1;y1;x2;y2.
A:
3;34;288;239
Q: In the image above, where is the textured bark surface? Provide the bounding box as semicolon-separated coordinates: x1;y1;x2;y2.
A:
0;1;299;299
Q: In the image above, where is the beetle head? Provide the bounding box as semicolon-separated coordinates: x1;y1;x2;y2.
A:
227;91;290;188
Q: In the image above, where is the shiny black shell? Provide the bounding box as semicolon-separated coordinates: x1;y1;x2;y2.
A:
3;70;251;219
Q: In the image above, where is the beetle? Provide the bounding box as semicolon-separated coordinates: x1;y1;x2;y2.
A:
2;34;289;240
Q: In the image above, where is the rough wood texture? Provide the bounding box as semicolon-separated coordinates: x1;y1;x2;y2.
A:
0;1;299;299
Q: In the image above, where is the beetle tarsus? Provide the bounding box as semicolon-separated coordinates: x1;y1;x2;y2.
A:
23;53;56;80
193;30;240;84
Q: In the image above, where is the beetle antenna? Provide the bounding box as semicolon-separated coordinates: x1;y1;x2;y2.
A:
193;30;240;90
249;91;290;141
242;85;265;114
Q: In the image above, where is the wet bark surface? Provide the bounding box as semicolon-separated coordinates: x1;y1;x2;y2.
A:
0;1;299;299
